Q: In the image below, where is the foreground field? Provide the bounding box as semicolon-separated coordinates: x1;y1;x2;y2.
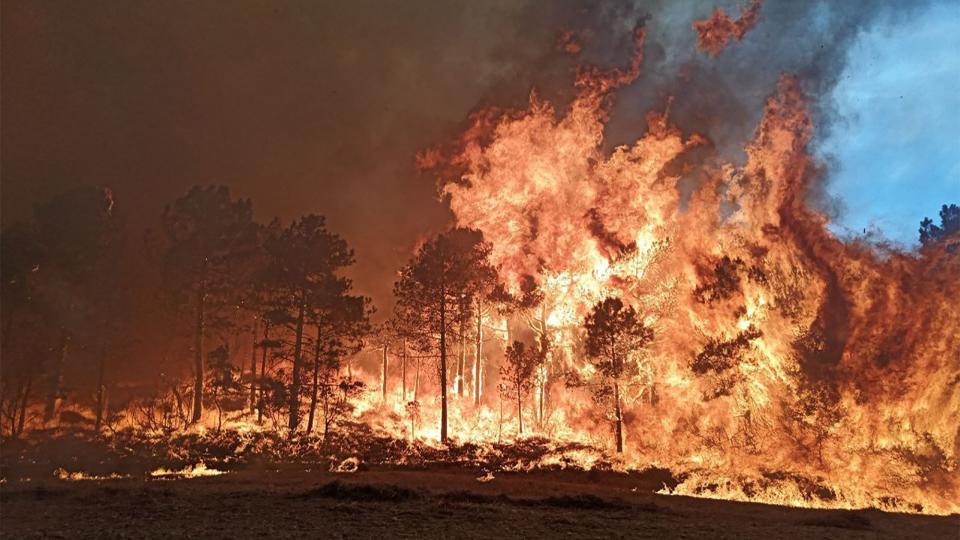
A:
2;467;956;539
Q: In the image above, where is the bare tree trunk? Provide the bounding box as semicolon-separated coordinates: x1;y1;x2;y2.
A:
439;285;448;442
414;356;420;402
95;345;107;432
191;283;205;423
400;341;407;402
517;387;523;435
538;366;545;427
257;323;269;424
613;381;623;453
15;376;32;438
456;326;465;397
249;317;258;412
172;383;186;425
497;394;503;444
44;329;69;423
381;345;388;403
321;362;334;442
537;305;546;426
307;325;321;433
473;303;483;406
288;289;307;433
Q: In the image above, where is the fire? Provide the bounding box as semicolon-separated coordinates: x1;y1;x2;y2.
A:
408;18;959;515
5;5;955;522
150;463;226;479
693;0;763;57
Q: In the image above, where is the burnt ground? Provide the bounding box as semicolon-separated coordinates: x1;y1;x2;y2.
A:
1;466;957;540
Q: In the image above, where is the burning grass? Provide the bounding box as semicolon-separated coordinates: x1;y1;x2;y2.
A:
2;423;952;516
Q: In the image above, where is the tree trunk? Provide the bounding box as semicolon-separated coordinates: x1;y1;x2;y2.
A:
15;376;32;438
439;285;448;443
95;345;107;432
44;329;69;423
381;345;388;403
613;381;623;453
414;356;420;402
191;283;206;423
456;327;465;397
322;371;331;442
307;324;321;433
400;341;407;402
538;365;545;426
473;303;483;406
216;398;223;433
172;383;186;425
517;386;523;435
257;323;269;424
249;317;258;412
497;394;503;444
288;289;307;432
537;305;547;426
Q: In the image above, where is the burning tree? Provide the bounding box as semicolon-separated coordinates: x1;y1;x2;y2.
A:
582;297;654;453
499;341;538;435
392;228;496;443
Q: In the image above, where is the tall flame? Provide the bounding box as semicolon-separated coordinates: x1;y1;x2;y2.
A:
410;21;959;515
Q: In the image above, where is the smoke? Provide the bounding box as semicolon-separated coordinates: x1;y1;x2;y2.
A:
1;0;938;314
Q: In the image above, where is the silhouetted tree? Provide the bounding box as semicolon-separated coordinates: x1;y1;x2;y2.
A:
0;223;44;437
582;297;654;453
691;325;762;399
160;186;258;423
261;214;355;433
30;187;116;423
919;203;960;247
307;293;371;434
393;228;496;442
784;381;842;464
499;341;538;435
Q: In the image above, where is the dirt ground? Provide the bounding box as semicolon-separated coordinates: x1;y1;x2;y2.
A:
1;466;957;539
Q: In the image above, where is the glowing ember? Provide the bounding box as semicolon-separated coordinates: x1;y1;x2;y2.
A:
54;469;130;481
150;463;226;479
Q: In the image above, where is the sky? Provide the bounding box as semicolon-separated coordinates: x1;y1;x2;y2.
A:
2;0;957;309
820;0;960;245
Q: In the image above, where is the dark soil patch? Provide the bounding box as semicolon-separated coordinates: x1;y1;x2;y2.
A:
799;511;873;530
297;480;422;502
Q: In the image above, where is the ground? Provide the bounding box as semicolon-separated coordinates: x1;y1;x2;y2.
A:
2;466;957;539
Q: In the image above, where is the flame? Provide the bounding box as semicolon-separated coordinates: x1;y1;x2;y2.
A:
150;463;226;479
405;22;960;515
54;469;130;481
693;0;763;57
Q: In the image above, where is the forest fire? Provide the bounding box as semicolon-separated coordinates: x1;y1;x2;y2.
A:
2;1;959;537
411;22;959;515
